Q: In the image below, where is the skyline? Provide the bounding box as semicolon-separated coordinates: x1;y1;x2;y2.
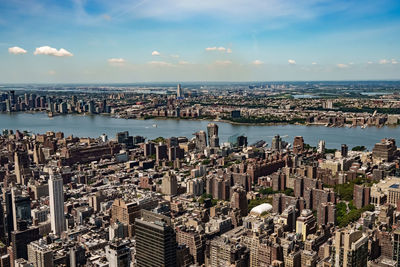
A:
1;0;400;83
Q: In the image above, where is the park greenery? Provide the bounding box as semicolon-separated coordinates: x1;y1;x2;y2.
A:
336;201;375;228
333;176;375;201
352;145;366;151
152;136;165;143
198;193;218;206
221;116;306;125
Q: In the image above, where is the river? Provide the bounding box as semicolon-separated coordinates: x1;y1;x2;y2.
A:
0;113;399;150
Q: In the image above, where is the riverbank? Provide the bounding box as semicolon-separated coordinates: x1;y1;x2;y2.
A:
2;110;399;129
0;112;398;150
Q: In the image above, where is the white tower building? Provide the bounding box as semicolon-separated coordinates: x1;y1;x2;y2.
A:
49;173;65;236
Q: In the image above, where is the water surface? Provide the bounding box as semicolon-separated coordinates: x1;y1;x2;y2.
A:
0;113;398;150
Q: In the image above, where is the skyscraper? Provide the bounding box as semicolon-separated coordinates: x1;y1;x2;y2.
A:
293;136;304;154
9;90;15;106
161;172;178;196
135;211;177;267
230;185;248;217
207;123;218;146
195;131;207;151
14;150;30;185
332;229;368;267
317;140;326;154
296;209;316;241
341;144;348;157
11;188;31;231
271;135;282;151
177;84;183;98
49;173;65;236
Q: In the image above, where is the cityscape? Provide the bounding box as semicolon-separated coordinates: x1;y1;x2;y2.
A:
1;0;400;267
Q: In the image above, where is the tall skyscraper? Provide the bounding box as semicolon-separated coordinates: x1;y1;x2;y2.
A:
317;140;326;154
206;123;218;146
11;188;32;231
135;211;176;267
271;135;282;151
49;173;65;236
11;223;40;261
230;185;248;217
14;150;30;185
195;131;207;151
341;144;348;157
177;84;183;98
9;90;15;106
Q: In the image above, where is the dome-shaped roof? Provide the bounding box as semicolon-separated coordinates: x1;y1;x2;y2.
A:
250;203;273;215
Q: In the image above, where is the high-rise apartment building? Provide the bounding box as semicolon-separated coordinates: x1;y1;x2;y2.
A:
207;123;218;146
49;174;65;236
293;136;304;154
161;172;178;196
110;199;141;238
332;229;368;267
296;209;316;241
195;131;207;151
27;239;53;267
135;211;177;267
353;184;370;209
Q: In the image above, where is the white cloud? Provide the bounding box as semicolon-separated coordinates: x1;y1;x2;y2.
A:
380;59;399;65
214;60;232;65
178;60;190;65
152;50;160;56
148;61;174;67
34;46;73;57
8;46;27;55
170;54;180;58
311;62;317;65
108;58;126;65
205;46;231;53
379;59;390;64
48;70;56;75
288;59;296;65
337;63;348;68
252;60;264;65
367;61;373;64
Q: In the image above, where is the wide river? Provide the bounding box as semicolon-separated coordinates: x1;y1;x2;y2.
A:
0;113;399;150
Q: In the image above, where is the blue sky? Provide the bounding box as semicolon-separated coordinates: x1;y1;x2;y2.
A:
0;0;400;83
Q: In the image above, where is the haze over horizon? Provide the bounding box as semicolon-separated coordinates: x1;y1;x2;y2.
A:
1;0;400;83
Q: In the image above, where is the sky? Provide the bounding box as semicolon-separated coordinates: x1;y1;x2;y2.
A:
0;0;400;83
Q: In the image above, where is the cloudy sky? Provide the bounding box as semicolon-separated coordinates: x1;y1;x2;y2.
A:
0;0;400;83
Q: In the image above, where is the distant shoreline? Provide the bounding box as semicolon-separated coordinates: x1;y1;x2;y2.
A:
1;111;399;129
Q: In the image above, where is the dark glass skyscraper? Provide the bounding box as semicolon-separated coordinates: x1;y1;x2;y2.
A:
135;211;176;267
